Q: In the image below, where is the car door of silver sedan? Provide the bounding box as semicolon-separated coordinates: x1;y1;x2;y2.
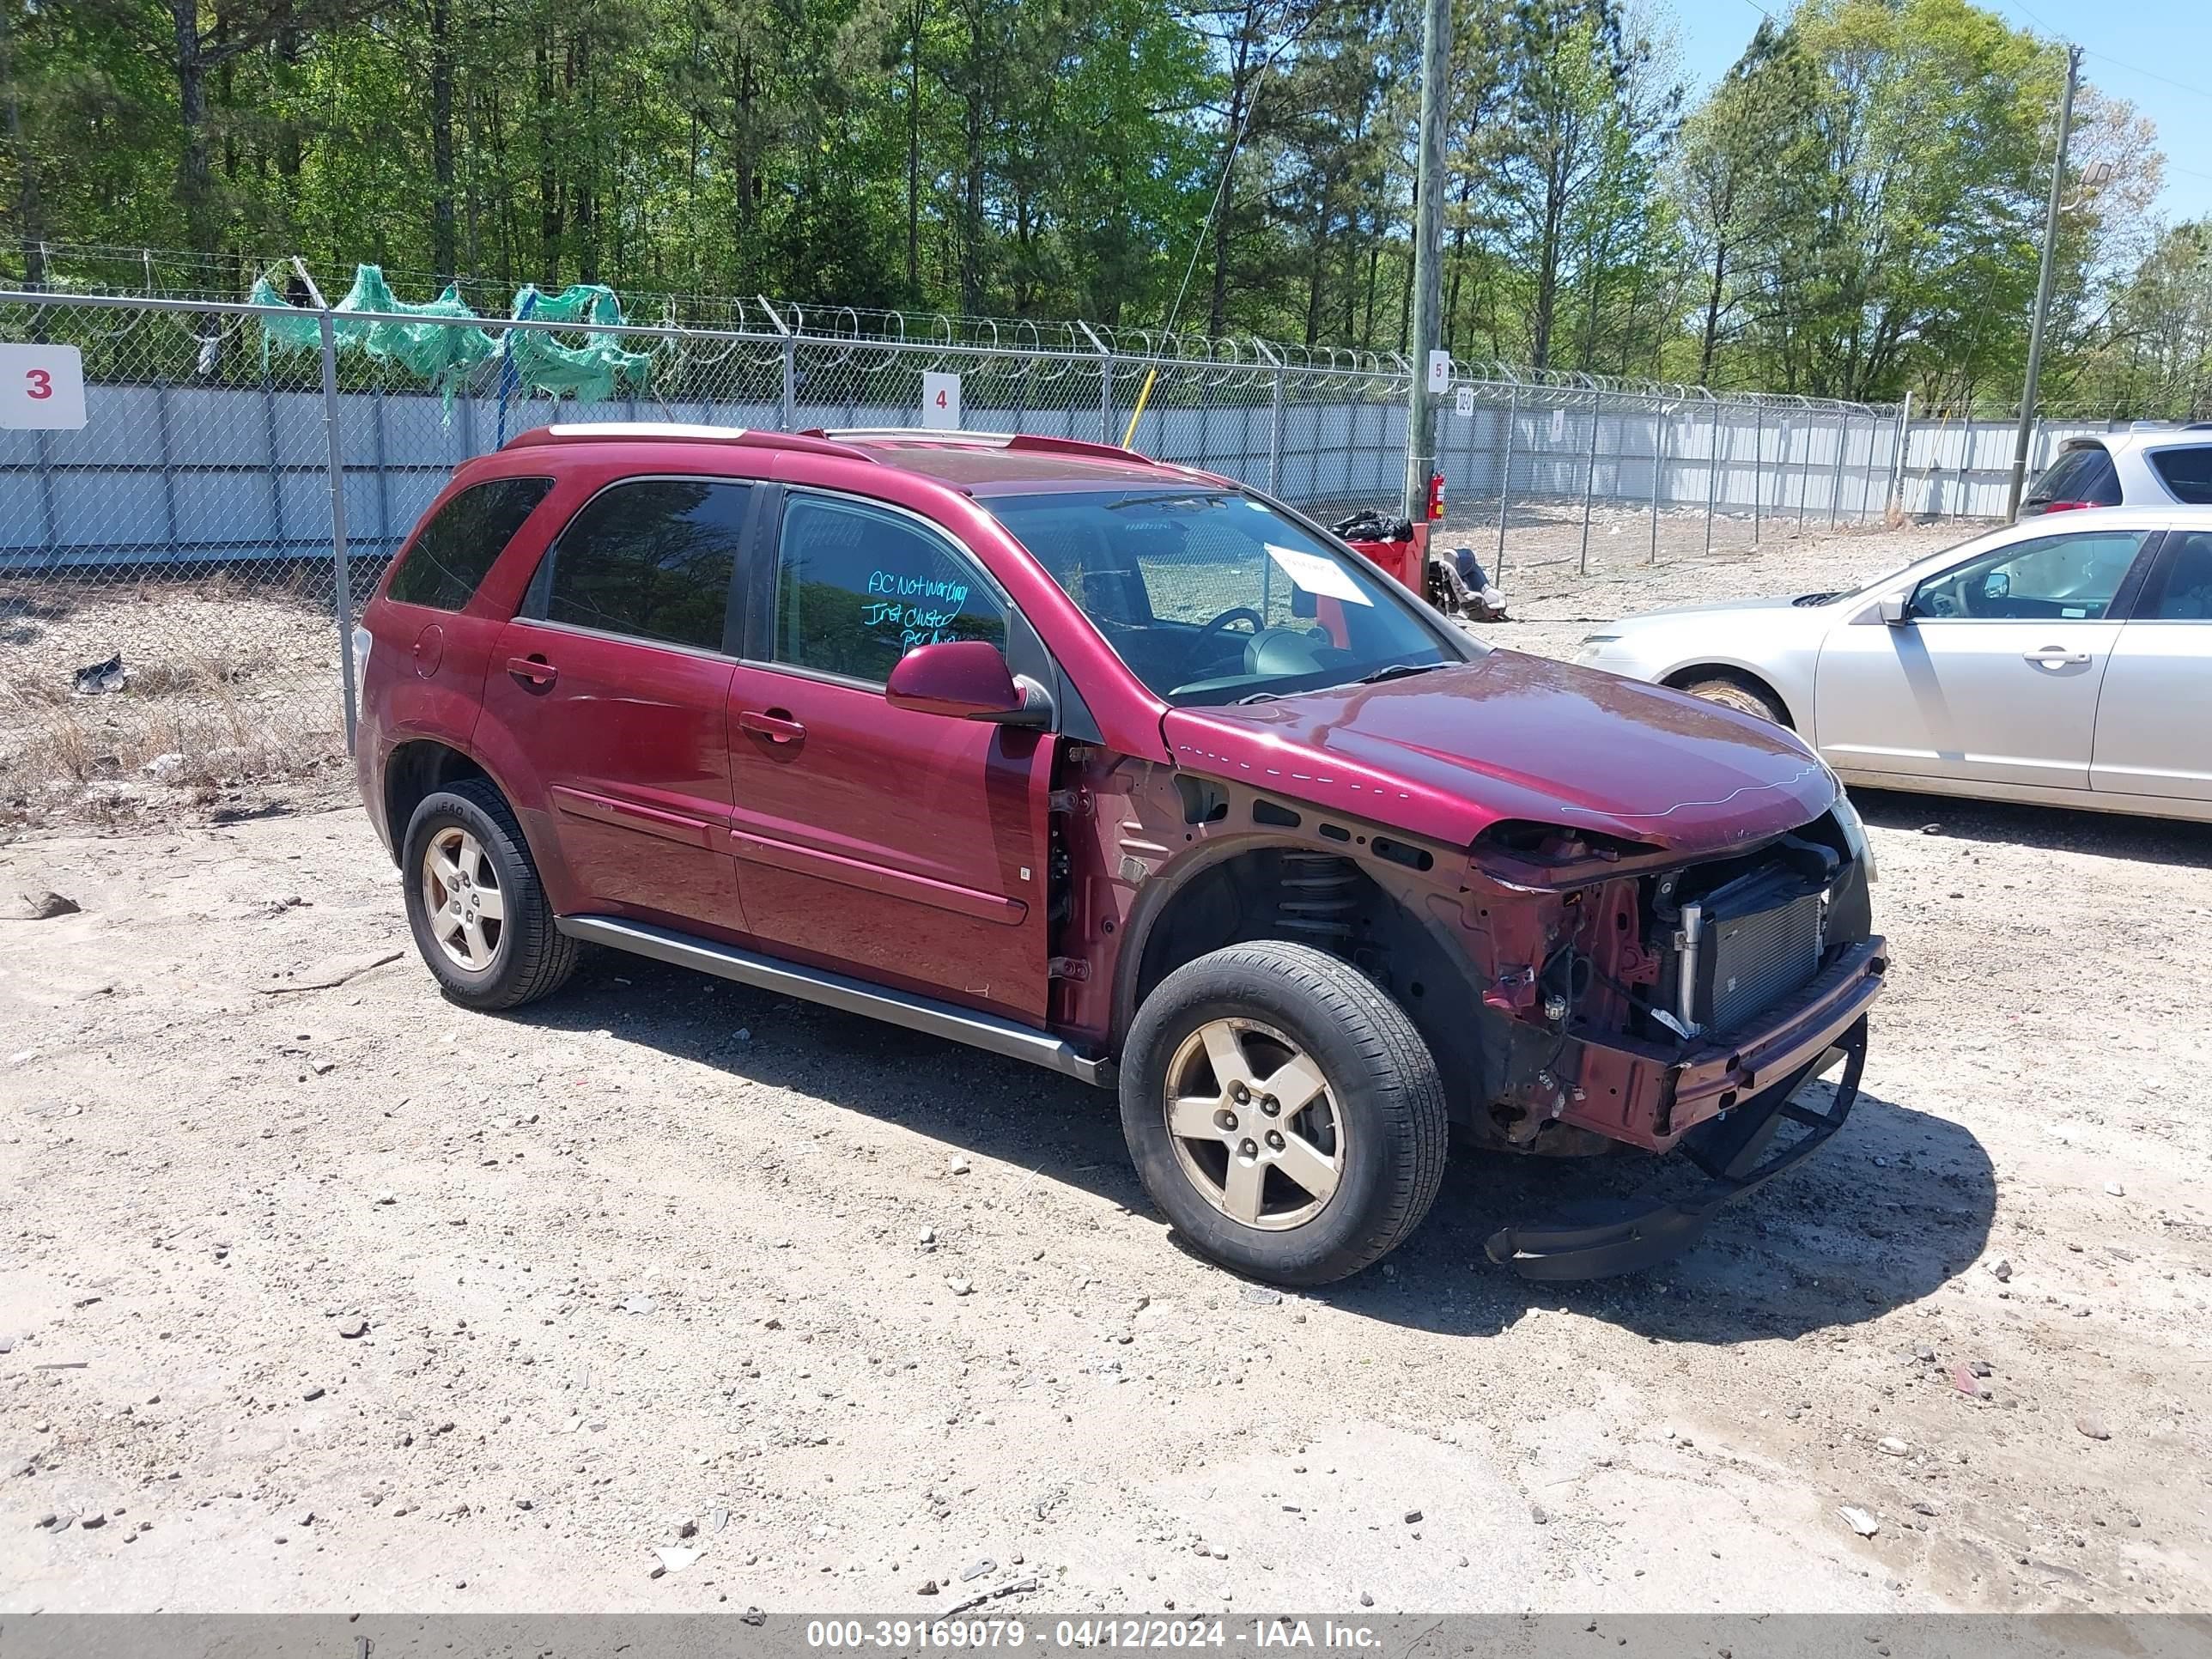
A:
2092;527;2212;806
1812;529;2154;796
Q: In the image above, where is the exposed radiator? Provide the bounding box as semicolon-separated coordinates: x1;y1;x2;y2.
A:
1674;851;1832;1039
1705;890;1825;1034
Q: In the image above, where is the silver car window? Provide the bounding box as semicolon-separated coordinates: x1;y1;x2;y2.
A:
2025;445;2121;507
1911;531;2148;622
2143;532;2212;620
2147;446;2212;507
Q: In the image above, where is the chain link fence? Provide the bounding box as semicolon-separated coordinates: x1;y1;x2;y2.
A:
0;285;1944;826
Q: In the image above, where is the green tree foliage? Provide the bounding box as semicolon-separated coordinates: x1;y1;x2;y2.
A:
2072;220;2212;416
0;0;2195;410
1483;0;1675;372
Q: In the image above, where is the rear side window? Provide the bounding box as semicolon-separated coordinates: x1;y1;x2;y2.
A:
2144;532;2212;619
386;477;553;611
771;493;1006;684
2148;445;2212;506
2025;445;2120;507
542;479;752;652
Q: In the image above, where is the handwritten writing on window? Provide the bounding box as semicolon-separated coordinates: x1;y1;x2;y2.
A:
865;568;980;652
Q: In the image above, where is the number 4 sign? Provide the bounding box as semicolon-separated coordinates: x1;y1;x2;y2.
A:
0;343;88;430
921;370;961;430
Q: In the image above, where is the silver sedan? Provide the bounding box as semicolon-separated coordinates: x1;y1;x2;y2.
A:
1575;507;2212;823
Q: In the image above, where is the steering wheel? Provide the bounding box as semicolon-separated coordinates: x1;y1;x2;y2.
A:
1194;610;1265;677
1194;606;1267;657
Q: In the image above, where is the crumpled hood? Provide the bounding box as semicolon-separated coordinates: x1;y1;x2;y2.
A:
1163;650;1838;854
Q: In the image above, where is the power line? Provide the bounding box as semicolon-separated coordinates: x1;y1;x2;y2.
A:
1987;0;2212;106
1996;0;2059;34
2077;47;2212;109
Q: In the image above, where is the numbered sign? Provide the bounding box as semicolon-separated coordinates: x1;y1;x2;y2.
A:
1425;349;1453;395
921;371;962;430
0;344;87;430
1455;385;1475;419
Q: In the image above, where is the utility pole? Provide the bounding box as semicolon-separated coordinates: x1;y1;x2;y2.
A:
2006;43;2080;520
1401;0;1452;526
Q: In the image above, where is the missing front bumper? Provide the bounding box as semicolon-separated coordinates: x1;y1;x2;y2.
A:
1484;1018;1869;1280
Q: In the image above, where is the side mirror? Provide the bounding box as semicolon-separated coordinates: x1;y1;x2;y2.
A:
1876;594;1910;627
885;640;1048;726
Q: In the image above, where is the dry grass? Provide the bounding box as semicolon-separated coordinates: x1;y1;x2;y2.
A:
0;577;349;833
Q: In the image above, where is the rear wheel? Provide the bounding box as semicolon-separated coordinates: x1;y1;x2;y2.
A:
1119;941;1448;1285
401;779;577;1011
1680;672;1788;725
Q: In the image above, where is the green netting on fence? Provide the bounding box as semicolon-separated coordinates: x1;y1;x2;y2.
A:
246;273;331;359
349;267;498;397
502;283;652;404
247;265;647;408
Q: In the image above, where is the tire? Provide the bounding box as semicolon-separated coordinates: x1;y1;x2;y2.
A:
1680;672;1788;726
1119;940;1449;1285
400;778;578;1012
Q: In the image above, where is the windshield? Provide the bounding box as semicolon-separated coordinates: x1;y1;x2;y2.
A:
1837;524;2014;605
988;488;1468;705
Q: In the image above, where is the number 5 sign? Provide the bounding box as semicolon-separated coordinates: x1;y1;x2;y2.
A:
921;370;961;430
0;344;87;429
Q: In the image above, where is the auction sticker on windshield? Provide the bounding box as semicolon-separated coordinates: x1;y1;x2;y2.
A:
1267;544;1371;605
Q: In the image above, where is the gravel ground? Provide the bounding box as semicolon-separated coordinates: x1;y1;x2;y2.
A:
3;519;2209;1617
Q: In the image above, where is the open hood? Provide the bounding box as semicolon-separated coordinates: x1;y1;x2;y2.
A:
1163;650;1837;856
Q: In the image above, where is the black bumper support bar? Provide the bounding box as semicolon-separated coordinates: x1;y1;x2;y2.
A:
1483;1018;1869;1281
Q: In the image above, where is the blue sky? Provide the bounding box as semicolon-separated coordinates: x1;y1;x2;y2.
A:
1661;0;2212;226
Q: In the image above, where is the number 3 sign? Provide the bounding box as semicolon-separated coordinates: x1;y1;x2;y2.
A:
0;344;88;429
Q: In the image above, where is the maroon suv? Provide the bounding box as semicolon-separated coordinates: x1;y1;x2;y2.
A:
354;424;1886;1285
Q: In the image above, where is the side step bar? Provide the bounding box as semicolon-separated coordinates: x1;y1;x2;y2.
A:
556;915;1111;1087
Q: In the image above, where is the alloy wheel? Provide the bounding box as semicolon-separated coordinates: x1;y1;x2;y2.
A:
1164;1017;1345;1231
421;825;505;972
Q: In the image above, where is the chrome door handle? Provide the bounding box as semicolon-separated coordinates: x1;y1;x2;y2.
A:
2022;647;2091;665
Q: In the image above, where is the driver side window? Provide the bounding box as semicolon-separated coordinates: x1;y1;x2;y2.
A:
771;492;1008;684
1911;532;2147;622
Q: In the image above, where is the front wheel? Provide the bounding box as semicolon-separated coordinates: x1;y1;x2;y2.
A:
1680;673;1787;725
1119;941;1449;1285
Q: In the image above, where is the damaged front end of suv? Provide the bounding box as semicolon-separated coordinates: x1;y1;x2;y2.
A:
1055;648;1887;1282
1460;799;1885;1277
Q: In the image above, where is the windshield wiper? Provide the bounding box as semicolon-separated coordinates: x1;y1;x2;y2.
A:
1353;662;1449;686
1227;662;1446;705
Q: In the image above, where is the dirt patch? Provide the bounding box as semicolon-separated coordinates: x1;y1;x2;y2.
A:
0;579;353;833
2;520;2208;1616
1437;508;1972;663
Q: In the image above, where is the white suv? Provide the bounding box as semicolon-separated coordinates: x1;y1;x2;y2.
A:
2022;426;2212;515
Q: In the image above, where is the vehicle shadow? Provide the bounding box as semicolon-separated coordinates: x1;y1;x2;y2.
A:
502;951;1144;1208
1310;1080;1998;1344
1850;786;2212;872
507;951;1995;1346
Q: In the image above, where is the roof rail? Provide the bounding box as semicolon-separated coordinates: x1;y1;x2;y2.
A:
806;426;1019;445
809;427;1165;468
1004;433;1159;465
501;422;878;463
